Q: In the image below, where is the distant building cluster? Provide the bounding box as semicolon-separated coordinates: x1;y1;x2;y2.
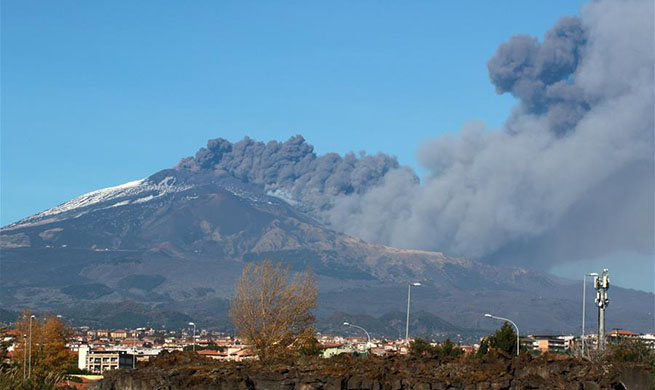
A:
519;330;655;355
67;327;255;374
2;324;654;379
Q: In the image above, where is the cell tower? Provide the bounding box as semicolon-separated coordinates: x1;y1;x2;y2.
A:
593;268;610;351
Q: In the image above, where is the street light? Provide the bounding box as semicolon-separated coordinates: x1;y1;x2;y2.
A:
343;322;371;349
28;315;35;379
188;322;196;352
22;334;27;381
582;272;598;358
405;282;421;344
484;313;520;357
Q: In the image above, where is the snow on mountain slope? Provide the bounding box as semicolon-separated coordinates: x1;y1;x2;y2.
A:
3;176;193;230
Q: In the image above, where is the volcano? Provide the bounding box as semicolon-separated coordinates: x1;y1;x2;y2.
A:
1;136;652;337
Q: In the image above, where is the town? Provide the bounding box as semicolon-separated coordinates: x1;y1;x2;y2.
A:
2;321;654;382
2;266;653;388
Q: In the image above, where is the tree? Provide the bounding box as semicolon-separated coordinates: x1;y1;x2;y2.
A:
479;322;517;356
37;316;74;377
476;339;489;357
11;310;73;384
230;260;317;362
0;326;13;372
438;338;463;359
409;338;435;357
410;338;463;360
295;334;323;357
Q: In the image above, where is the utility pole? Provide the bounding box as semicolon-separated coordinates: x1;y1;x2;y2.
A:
188;322;196;352
28;315;35;379
581;272;598;358
22;334;27;381
593;269;610;351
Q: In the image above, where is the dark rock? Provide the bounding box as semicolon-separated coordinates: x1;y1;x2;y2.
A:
90;352;653;390
347;377;362;390
325;377;345;390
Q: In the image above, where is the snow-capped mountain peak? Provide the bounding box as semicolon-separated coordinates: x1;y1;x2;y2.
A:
4;176;192;229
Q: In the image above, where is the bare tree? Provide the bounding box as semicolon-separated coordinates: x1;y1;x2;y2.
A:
230;260;317;362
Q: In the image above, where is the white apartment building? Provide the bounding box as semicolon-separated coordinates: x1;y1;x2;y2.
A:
78;345;135;374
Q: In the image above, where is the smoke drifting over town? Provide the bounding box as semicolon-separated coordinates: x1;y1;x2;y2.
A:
178;0;653;269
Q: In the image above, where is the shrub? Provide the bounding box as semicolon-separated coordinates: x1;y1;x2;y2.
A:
410;337;463;360
603;339;655;364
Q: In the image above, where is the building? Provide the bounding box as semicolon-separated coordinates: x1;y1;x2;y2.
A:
522;335;572;354
90;330;109;338
638;333;655;350
109;330;129;339
197;349;227;360
605;330;655;351
606;329;638;343
78;345;135;374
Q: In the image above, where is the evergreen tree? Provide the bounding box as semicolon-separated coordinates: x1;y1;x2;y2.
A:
410;337;463;360
479;322;517;356
476;339;489;357
409;338;435;357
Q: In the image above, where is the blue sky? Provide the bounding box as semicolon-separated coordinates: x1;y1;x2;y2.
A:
2;0;586;226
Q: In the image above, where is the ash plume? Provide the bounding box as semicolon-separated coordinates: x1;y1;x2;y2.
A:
179;0;653;269
176;135;417;215
327;0;654;266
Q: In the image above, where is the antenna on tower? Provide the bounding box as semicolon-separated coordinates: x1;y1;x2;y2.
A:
593;268;610;351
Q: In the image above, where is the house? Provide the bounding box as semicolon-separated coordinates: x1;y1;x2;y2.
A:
638;333;655;350
118;338;143;348
109;330;128;339
92;330;109;338
522;335;570;354
322;344;356;358
56;375;104;389
78;345;135;374
606;329;638;343
197;349;227;360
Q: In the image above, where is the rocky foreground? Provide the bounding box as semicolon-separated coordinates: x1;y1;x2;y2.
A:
92;351;653;390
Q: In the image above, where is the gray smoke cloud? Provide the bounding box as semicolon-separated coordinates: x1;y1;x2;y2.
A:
178;0;653;269
176;135;417;215
487;16;589;135
326;0;654;266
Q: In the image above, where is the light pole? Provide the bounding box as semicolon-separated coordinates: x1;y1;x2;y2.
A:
484;313;520;357
405;282;421;344
28;315;35;379
343;322;371;349
582;272;598;358
188;322;196;352
22;334;27;381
